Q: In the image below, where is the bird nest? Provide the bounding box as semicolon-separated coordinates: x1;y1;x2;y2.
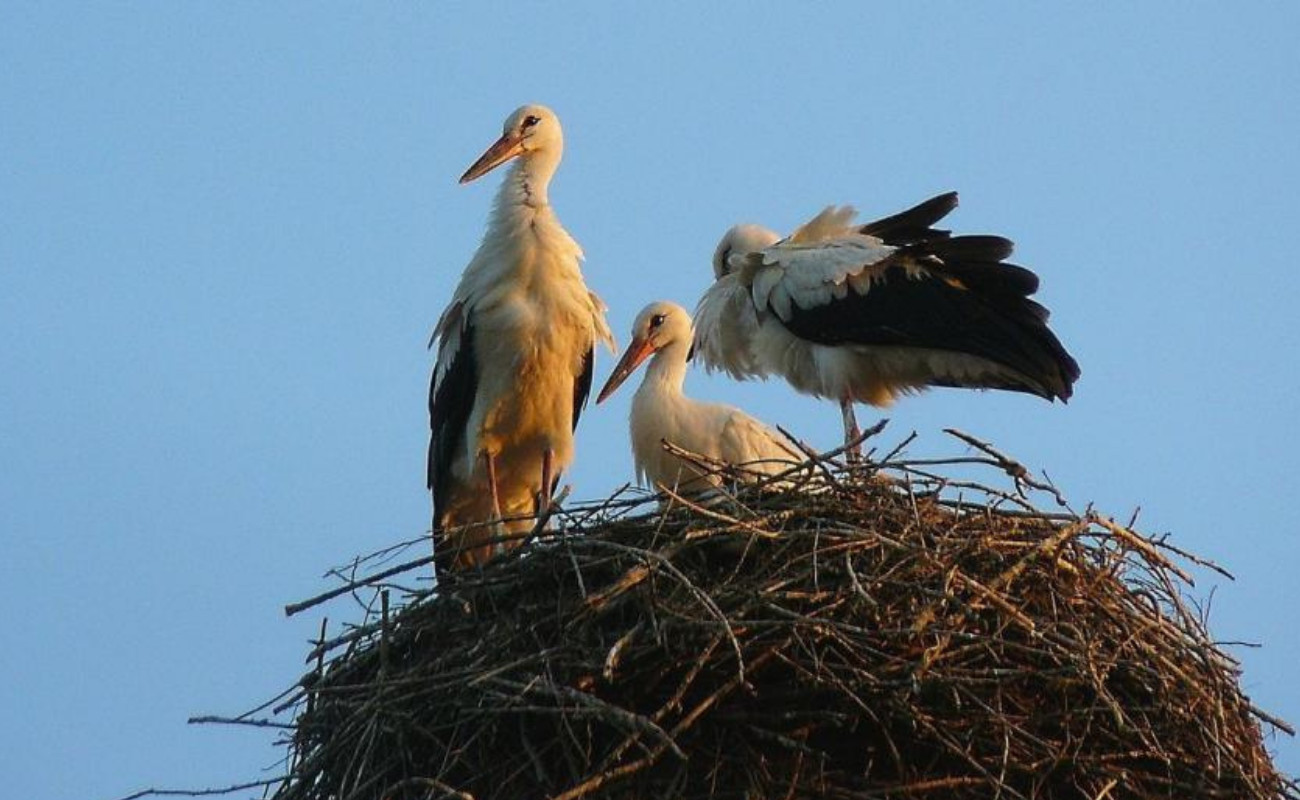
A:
260;428;1294;800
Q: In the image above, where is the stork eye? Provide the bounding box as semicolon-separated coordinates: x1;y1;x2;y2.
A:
649;313;666;329
522;115;541;129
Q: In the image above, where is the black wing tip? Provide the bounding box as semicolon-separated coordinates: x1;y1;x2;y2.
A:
1054;354;1082;402
572;346;596;431
858;191;961;244
929;235;1016;262
1048;381;1074;403
902;191;960;223
905;191;960;219
927;190;961;215
1028;340;1081;404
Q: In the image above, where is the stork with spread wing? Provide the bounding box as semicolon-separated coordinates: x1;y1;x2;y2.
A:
695;193;1079;453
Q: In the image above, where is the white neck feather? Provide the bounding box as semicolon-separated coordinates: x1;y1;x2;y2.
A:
640;341;691;397
482;152;577;261
493;148;559;214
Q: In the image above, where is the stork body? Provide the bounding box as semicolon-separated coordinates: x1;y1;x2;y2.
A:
597;302;800;494
694;193;1080;449
429;105;613;573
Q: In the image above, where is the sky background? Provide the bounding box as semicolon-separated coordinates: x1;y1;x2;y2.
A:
2;4;1297;799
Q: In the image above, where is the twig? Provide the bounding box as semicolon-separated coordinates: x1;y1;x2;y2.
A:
115;779;283;800
186;715;293;729
285;554;435;617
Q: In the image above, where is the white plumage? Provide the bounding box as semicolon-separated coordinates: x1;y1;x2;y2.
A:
596;301;801;494
695;193;1080;452
428;104;614;573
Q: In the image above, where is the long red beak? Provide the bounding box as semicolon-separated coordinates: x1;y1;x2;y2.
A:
597;337;656;404
459;132;525;184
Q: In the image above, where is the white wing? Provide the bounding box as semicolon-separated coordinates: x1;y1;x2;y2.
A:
718;410;802;473
744;206;902;322
430;299;466;390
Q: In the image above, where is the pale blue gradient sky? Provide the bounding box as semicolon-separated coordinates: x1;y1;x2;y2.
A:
2;4;1296;799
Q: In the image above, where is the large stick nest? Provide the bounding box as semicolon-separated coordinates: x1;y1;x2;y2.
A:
269;429;1295;800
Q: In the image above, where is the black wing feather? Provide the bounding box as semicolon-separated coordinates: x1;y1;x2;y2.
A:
781;238;1080;400
858;192;959;245
428;314;478;532
921;236;1040;299
572;346;594;431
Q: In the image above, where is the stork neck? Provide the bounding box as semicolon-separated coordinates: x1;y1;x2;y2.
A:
640;341;690;395
496;149;560;213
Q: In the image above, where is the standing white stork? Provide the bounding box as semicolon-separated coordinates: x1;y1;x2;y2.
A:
428;104;614;573
694;192;1080;452
596;301;802;494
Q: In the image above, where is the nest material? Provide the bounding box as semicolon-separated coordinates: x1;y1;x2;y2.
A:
274;431;1296;800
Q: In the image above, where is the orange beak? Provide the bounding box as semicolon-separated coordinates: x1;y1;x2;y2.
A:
596;337;656;404
459;131;526;184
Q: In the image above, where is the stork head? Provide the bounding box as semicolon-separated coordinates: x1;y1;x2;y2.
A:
597;301;693;403
460;104;564;184
711;224;781;279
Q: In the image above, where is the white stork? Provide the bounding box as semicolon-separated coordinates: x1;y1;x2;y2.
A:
428;104;614;573
596;301;802;494
694;192;1080;452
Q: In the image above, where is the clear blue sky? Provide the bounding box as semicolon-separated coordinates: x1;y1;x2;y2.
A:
2;4;1296;798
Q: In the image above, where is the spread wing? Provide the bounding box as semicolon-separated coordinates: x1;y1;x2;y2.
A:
427;301;477;528
698;194;1079;401
743;209;1080;400
694;195;961;382
764;225;1081;400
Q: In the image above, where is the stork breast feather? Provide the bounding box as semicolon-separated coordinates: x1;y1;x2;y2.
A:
586;289;617;352
694;278;762;377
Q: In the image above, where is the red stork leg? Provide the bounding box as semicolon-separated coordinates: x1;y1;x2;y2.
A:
536;446;554;516
483;450;504;521
840;398;862;463
482;450;510;560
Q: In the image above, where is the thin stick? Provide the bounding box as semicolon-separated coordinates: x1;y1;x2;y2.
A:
285;554;435;617
114;779;283;800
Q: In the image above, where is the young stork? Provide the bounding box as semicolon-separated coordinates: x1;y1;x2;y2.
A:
428;104;614;574
694;192;1080;453
597;301;802;494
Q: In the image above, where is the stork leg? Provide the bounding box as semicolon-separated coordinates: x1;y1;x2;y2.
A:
483;450;504;521
840;398;862;463
482;450;509;561
536;446;555;517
